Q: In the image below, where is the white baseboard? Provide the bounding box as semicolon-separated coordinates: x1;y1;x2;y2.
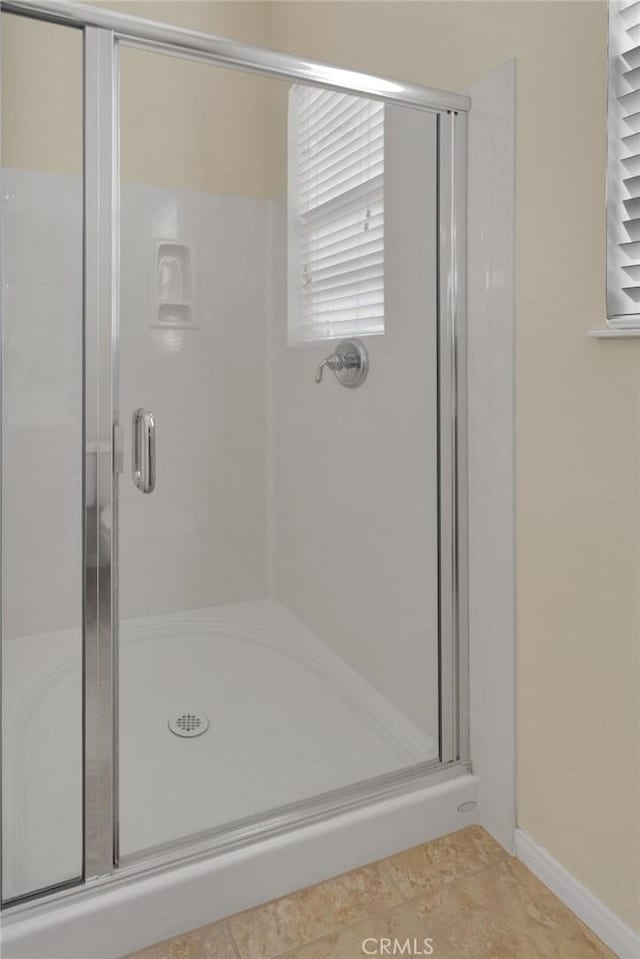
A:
515;830;640;959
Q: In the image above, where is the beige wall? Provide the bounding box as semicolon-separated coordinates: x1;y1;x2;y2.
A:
114;2;280;196
1;15;83;174
2;2;281;196
270;0;640;932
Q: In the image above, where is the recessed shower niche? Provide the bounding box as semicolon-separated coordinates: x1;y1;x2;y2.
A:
151;240;198;328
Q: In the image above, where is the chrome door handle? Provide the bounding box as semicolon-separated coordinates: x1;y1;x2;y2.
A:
132;408;156;493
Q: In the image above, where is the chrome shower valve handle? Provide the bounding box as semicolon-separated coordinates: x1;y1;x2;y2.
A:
313;338;369;388
314;353;344;383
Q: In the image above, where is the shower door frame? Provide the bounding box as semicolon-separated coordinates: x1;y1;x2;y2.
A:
1;0;469;907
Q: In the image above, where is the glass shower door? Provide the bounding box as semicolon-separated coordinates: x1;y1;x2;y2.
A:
1;13;84;902
116;44;441;863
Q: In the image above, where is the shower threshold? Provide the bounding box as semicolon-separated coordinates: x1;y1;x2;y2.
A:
3;763;477;959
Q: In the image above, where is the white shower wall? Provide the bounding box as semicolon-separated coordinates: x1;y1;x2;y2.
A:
1;171;271;636
267;105;440;734
1;169;83;641
118;183;269;619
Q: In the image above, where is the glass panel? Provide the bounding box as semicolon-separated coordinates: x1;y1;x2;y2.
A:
1;14;84;900
117;45;439;861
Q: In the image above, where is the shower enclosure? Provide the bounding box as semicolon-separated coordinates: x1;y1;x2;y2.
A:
0;0;469;944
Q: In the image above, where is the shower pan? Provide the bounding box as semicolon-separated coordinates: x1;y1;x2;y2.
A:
0;2;472;954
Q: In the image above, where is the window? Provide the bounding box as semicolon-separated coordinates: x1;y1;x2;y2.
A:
607;0;640;329
287;85;385;342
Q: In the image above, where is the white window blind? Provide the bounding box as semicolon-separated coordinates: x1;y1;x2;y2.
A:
607;0;640;328
288;85;385;342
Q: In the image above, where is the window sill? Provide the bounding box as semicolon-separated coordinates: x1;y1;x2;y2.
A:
588;328;640;339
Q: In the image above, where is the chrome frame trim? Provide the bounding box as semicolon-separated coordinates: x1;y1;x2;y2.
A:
0;11;4;908
83;25;117;881
437;110;469;764
2;760;471;920
0;0;470;905
0;0;470;113
454;111;470;763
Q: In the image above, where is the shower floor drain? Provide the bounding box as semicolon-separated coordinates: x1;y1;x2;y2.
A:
168;711;210;738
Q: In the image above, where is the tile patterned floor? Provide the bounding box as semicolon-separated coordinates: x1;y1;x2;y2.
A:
127;826;616;959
